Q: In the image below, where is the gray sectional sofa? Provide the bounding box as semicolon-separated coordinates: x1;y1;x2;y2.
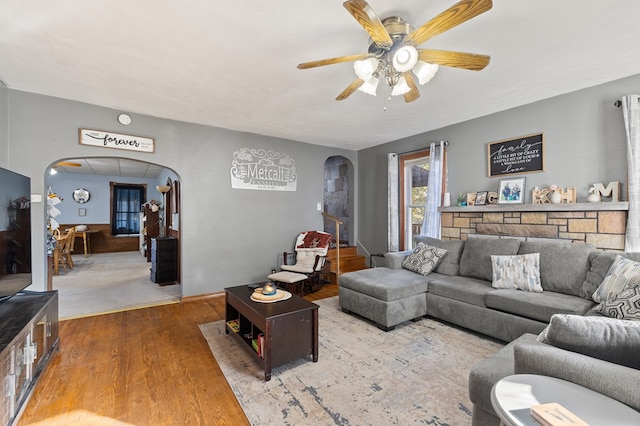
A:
338;236;640;424
339;235;597;340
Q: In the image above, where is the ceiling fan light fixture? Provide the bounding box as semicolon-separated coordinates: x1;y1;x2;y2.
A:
390;76;411;96
353;58;379;81
392;45;418;73
412;61;439;85
357;76;379;96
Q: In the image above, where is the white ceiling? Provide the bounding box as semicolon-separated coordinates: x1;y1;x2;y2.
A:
53;158;164;178
2;1;640;151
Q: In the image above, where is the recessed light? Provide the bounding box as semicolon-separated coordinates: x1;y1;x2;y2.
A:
117;113;132;125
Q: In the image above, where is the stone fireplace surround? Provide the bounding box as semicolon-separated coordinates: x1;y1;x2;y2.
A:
440;202;629;251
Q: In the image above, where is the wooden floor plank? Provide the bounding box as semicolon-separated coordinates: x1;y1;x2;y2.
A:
18;284;338;425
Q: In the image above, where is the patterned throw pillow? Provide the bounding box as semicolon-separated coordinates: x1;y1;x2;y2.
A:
491;253;542;292
592;255;640;303
597;285;640;320
401;242;448;276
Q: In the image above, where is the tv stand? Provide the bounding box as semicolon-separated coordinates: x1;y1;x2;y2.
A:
0;290;59;426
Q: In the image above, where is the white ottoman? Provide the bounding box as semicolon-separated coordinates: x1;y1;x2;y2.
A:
268;271;309;296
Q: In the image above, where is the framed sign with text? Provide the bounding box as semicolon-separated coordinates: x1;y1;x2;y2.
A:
487;133;544;177
79;129;155;153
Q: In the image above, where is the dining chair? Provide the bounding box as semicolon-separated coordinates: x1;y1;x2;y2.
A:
52;234;67;275
62;227;76;269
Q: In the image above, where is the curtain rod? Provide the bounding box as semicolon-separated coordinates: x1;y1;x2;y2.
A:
397;141;449;156
614;100;622;107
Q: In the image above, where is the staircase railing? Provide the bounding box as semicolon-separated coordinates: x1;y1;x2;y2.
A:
322;212;343;281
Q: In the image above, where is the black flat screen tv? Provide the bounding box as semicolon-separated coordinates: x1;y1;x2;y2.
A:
0;167;32;302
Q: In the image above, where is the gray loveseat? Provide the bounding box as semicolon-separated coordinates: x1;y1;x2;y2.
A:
469;317;640;425
339;236;597;340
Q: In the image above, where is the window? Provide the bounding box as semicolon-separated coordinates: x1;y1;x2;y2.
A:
111;183;145;235
399;151;430;250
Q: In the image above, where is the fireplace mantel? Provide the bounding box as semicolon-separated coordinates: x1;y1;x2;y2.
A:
439;202;629;250
440;202;628;213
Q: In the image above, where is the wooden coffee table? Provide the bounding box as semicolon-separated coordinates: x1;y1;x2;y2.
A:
224;285;319;381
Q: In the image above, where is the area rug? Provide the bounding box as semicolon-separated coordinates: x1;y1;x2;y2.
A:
199;296;503;426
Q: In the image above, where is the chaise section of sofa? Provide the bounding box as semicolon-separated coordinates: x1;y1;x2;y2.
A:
338;239;463;330
339;266;437;330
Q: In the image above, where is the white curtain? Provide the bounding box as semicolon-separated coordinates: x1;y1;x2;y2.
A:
622;95;640;252
388;153;399;252
421;141;446;238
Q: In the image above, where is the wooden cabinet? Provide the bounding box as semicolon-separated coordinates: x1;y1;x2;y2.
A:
0;291;58;426
150;237;177;284
142;205;159;262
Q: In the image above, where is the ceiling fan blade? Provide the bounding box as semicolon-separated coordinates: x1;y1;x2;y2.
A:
336;79;364;101
55;161;82;167
402;73;420;103
298;53;368;70
343;0;393;49
405;0;493;46
418;49;490;71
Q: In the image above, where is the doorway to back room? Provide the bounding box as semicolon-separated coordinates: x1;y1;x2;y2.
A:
46;157;182;319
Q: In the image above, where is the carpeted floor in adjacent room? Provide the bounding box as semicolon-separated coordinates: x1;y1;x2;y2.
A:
200;296;504;426
51;251;181;319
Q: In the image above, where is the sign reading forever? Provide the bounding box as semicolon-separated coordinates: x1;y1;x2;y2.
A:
79;129;155;153
487;133;544;177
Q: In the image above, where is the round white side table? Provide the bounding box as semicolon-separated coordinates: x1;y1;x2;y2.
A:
491;374;640;426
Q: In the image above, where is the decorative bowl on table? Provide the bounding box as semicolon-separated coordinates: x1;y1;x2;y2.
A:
262;281;277;295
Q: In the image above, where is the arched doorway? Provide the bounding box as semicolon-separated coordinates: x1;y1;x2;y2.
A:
323;156;353;246
322;156;364;284
47;157;182;319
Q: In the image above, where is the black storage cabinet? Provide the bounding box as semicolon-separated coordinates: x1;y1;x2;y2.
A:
150;237;178;284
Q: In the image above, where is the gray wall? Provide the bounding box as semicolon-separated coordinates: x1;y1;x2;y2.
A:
6;90;357;296
0;82;8;169
48;172;158;225
358;73;639;255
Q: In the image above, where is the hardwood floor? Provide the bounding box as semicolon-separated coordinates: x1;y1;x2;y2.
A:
18;284;339;425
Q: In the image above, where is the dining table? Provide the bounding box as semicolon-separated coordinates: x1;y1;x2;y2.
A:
73;229;100;257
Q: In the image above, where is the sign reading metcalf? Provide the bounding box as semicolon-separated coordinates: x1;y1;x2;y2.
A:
79;129;155;153
230;148;297;191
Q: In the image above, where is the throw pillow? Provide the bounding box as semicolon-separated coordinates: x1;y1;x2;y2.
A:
297;231;332;249
592;255;640;303
491;253;543;292
597;285;640;320
539;314;640;369
580;251;640;300
414;236;464;276
401;243;447;276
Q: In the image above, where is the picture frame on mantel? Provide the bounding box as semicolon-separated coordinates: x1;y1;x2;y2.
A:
498;177;526;204
475;191;488;206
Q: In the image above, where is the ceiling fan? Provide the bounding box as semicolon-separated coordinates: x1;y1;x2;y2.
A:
53;161;82;168
297;0;492;102
50;161;82;174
